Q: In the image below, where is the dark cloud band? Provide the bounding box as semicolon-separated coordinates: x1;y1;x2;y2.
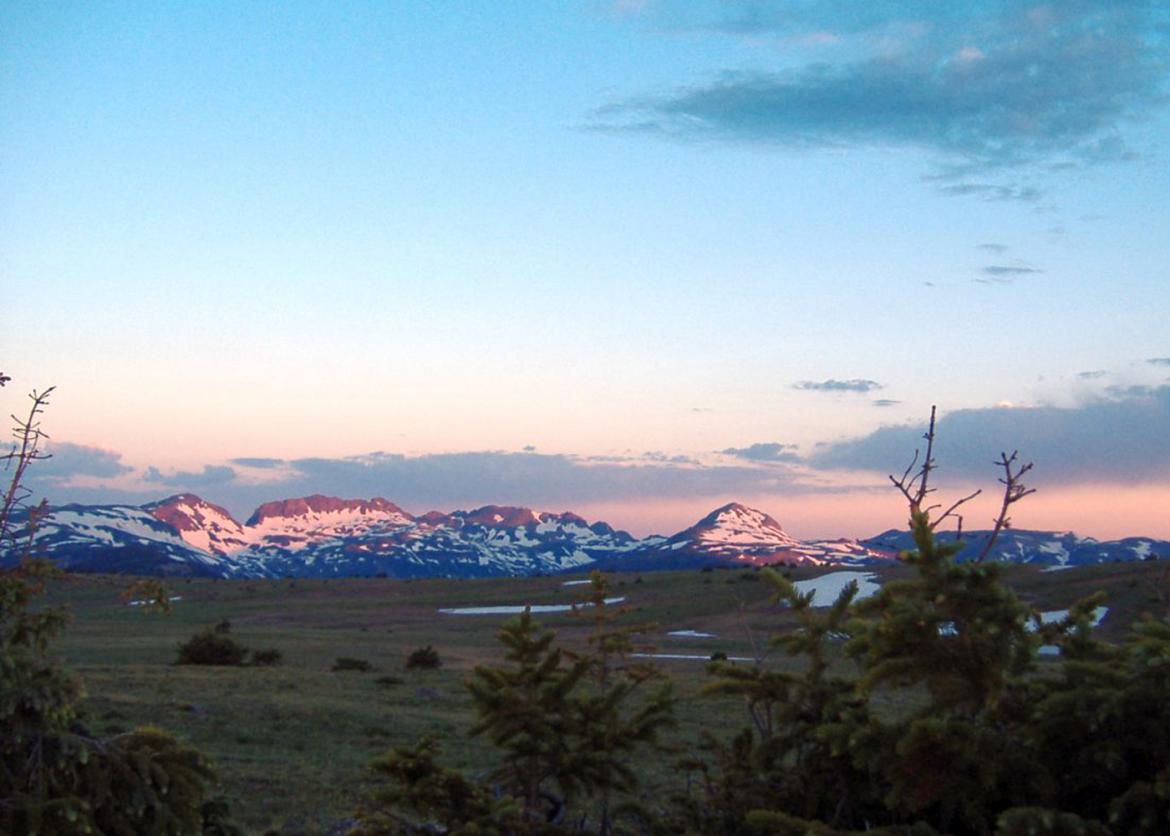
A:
810;385;1170;484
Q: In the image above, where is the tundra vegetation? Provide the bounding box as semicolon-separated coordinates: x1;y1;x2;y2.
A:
3;378;1169;834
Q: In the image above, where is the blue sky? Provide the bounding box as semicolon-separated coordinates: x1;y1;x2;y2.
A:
4;1;1170;537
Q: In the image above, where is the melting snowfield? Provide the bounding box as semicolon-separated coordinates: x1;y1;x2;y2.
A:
126;595;184;607
438;597;626;615
792;571;881;606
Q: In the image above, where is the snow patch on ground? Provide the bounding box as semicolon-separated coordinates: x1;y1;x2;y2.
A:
1036;606;1109;627
632;652;753;662
793;571;881;606
667;629;716;638
127;595;184;607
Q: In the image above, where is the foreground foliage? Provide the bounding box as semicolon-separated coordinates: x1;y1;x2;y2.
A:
1;372;238;834
357;413;1170;835
357;574;676;834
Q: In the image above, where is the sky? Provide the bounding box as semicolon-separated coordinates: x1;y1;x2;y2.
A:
3;1;1169;539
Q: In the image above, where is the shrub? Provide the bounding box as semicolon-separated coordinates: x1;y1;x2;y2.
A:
333;656;373;672
404;645;442;670
250;648;283;667
176;623;248;666
375;675;404;687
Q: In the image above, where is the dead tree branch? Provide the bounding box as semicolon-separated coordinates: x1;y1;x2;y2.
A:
1;382;55;545
973;451;1036;563
889;406;981;532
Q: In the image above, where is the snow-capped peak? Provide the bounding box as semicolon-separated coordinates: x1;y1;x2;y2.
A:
245;495;412;527
144;494;248;556
687;502;801;548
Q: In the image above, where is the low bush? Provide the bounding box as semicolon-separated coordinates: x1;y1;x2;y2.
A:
176;622;248;666
375;675;404;687
404;645;442;670
333;656;373;672
250;648;283;666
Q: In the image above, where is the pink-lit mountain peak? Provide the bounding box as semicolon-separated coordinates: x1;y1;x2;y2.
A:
686;502;801;547
245;495;413;527
145;494;248;555
458;505;543;528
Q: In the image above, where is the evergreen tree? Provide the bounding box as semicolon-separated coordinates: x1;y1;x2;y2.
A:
358;576;675;834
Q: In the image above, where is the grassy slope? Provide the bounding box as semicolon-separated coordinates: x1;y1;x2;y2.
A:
39;560;1169;834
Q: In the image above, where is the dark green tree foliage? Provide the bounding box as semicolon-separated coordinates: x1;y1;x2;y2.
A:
175;620;249;666
677;409;1170;836
564;573;676;833
353;737;522;835
673;573;885;834
465;608;590;824
358;573;675;833
1;562;232;833
405;645;442;670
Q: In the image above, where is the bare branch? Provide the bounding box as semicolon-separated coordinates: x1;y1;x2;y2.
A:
973;451;1036;563
933;489;983;531
889;406;942;522
1;386;55;545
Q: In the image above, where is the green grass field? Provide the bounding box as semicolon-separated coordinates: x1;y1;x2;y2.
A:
38;560;1169;834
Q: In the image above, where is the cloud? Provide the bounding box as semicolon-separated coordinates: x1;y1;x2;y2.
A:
872;399;901;407
809;385;1170;484
244;450;819;511
982;265;1042;277
1147;357;1170;367
1105;384;1157;399
143;464;238;488
937;183;1042;202
230;457;284;469
1076;370;1108;380
977;243;1009;254
720;442;801;462
33;442;133;480
597;2;1167;175
795;378;883;393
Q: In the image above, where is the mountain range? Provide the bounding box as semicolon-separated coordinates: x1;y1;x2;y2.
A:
3;494;1167;579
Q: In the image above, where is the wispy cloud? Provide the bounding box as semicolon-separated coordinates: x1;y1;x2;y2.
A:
144;464;238;488
982;265;1042;276
872;399;901;408
1147;357;1170;367
231;457;284;469
1076;370;1108;380
937;183;1042;202
809;385;1170;484
720;442;801;462
598;2;1168;178
795;378;883;393
977;243;1009;254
